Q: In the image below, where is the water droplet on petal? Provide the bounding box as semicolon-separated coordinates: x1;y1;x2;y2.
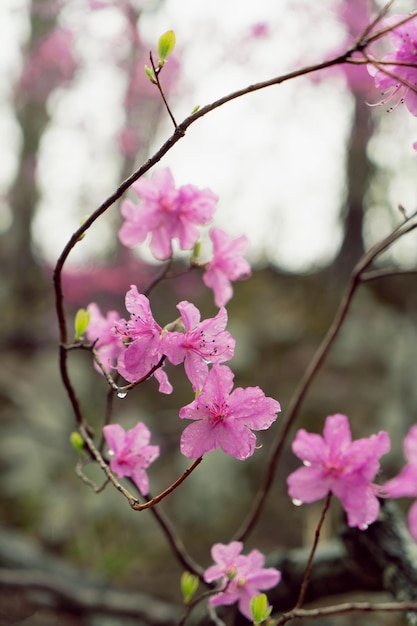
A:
292;498;303;507
303;460;311;467
117;389;128;399
108;449;115;457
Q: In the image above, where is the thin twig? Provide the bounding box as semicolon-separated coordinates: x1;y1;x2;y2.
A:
144;259;173;296
116;354;167;393
145;500;206;578
150;52;178;128
361;267;417;282
75;459;110;493
276;600;417;625
364;10;417;46
356;0;397;42
131;457;203;510
364;52;417;96
295;493;332;609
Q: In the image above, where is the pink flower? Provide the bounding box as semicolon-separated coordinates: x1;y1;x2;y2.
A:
86;303;125;372
103;422;159;495
368;15;417;115
383;424;417;540
114;286;172;394
287;414;390;530
161;301;235;391
119;168;217;260
179;365;280;459
203;228;251;307
204;541;281;620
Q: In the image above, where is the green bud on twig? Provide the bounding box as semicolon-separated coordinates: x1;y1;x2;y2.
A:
70;431;84;452
180;571;199;604
158;30;176;66
74;308;91;340
249;594;273;625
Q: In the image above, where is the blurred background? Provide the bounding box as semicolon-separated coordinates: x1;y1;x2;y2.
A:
1;0;417;624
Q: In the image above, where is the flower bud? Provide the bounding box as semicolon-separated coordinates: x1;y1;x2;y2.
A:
70;431;84;452
180;571;199;604
74;308;91;340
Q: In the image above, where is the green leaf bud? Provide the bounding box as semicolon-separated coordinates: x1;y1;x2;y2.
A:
190;239;202;265
144;65;156;83
70;431;84;452
180;571;199;604
249;594;272;625
158;30;176;65
74;308;91;340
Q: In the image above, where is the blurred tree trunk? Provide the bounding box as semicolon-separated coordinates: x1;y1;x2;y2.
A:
332;93;374;278
1;2;52;350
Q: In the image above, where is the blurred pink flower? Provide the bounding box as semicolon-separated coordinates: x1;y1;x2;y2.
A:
309;0;373;94
204;541;281;620
368;15;417;115
114;285;172;393
86;303;124;372
179;365;280;459
383;424;417;540
287;414;390;529
161;301;235;391
103;422;159;495
20;28;77;99
203;228;251;307
119;168;217;260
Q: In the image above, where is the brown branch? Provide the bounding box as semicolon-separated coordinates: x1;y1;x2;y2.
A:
364;53;417;96
295;493;332;609
132;457;203;511
364;10;417;46
146;502;206;578
361;268;417;282
355;0;397;42
277;601;417;625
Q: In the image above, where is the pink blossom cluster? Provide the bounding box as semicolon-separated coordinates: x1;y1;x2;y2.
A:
85;166;272;468
86;287;280;461
287;414;390;529
368;14;417;153
119;168;217;260
119;168;251;306
111;285;236;394
204;541;281;620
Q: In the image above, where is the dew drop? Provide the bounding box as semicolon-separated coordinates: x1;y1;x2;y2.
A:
117;389;128;399
292;498;303;507
303;460;311;467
